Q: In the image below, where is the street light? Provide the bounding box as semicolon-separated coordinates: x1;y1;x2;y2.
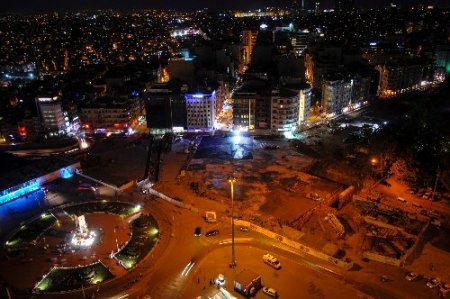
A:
228;176;237;268
370;157;378;166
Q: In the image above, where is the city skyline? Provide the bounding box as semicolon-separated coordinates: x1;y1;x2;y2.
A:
2;0;449;13
0;2;449;299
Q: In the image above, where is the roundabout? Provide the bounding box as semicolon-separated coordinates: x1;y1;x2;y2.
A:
0;201;159;295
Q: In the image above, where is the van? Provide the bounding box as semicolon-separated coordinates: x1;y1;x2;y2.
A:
397;197;407;203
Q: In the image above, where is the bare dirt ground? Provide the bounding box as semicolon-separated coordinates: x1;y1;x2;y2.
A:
156;136;346;252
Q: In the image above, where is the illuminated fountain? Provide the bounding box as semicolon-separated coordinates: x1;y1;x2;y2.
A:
70;215;96;247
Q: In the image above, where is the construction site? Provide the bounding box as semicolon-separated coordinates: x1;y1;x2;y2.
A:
152;133;444;274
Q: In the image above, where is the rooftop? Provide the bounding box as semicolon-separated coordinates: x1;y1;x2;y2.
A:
0;151;78;191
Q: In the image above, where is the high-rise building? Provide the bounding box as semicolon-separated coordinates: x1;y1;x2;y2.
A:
284;82;312;125
321;76;352;116
290;31;309;56
35;96;67;135
375;59;433;97
145;81;188;134
80;97;144;134
185;91;216;130
270;89;299;132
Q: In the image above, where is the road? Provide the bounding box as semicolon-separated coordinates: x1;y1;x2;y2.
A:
87;194;440;299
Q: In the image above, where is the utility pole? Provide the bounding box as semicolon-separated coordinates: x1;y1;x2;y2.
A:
228;177;237;268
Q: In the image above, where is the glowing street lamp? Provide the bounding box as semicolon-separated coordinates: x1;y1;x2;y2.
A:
228;177;237;268
370;157;378;166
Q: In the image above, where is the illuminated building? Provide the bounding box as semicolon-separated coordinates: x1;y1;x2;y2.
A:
80;96;144;134
283;82;312;125
362;41;413;65
289;31;309;56
270;89;299;132
0;152;80;206
185;91;216;130
375;59;433;98
35;96;67;136
233;8;291;18
232;79;271;131
322;75;352;116
18;117;42;141
435;44;450;74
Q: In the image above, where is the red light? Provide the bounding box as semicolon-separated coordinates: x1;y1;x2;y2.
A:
17;126;27;137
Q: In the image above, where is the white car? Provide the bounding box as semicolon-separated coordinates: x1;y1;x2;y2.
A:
405;272;420;281
263;254;281;270
426;278;441;288
262;287;278;298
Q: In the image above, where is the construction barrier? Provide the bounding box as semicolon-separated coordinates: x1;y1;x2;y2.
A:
235;220;353;270
363;251;402;267
147;188;199;213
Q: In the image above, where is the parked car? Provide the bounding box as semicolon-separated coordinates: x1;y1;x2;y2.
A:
239;226;249;232
440;283;450;297
408;188;417;194
424;192;432;199
262;287;278;298
205;229;219;237
194;227;202;237
405;272;420;281
263;254;281;270
426;278;441;288
417;189;425;197
397;197;407;203
380;275;391;282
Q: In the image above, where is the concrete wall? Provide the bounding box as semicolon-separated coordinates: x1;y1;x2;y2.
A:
148;188;199;213
236;219;353;270
363;251;402;267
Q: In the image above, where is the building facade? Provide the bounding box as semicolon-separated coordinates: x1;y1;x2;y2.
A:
35;96;66;136
80;97;144;133
322;77;352;116
145;81;188;133
270;89;299;132
185;91;216;130
376;59;433;97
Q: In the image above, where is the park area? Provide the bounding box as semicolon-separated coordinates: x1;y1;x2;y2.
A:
0;201;159;294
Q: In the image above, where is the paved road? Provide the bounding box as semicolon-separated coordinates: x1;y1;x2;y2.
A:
94;196;440;299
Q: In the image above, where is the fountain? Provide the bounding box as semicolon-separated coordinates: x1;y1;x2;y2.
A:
70;215;96;247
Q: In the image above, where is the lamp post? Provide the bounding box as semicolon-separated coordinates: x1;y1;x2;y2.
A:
228;177;237;268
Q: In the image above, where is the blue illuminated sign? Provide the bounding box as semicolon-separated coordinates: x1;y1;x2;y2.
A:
60;168;73;179
185;92;215;102
0;181;41;205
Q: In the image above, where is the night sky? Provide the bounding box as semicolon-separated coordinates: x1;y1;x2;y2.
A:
2;0;448;13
